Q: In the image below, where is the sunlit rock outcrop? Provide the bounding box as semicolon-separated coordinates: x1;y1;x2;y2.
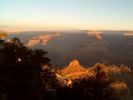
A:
111;82;130;100
0;31;7;39
26;32;60;47
88;63;131;74
87;31;102;39
111;82;128;92
124;32;133;36
58;60;91;80
58;60;131;80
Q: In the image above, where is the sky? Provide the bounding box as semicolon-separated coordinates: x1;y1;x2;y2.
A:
0;0;133;31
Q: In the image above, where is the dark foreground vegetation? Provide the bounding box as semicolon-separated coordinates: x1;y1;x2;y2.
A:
0;37;120;100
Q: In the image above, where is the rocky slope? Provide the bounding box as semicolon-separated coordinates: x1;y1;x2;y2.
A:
57;60;133;100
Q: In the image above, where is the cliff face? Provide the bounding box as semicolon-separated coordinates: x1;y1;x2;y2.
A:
58;60;91;79
58;60;131;80
57;60;133;100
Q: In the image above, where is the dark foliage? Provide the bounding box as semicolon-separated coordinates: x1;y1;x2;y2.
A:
0;38;50;100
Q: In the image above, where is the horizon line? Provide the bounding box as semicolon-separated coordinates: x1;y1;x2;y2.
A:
0;25;133;33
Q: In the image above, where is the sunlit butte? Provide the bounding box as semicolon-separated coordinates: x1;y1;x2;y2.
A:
0;0;133;31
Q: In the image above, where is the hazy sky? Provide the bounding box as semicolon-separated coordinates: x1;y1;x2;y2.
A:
0;0;133;31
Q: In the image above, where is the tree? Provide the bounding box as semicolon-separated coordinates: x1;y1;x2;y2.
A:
0;38;50;100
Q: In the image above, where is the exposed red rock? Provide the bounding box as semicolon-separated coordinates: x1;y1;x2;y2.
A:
59;60;91;79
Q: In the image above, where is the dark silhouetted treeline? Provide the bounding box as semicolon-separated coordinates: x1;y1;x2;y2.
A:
0;38;120;100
